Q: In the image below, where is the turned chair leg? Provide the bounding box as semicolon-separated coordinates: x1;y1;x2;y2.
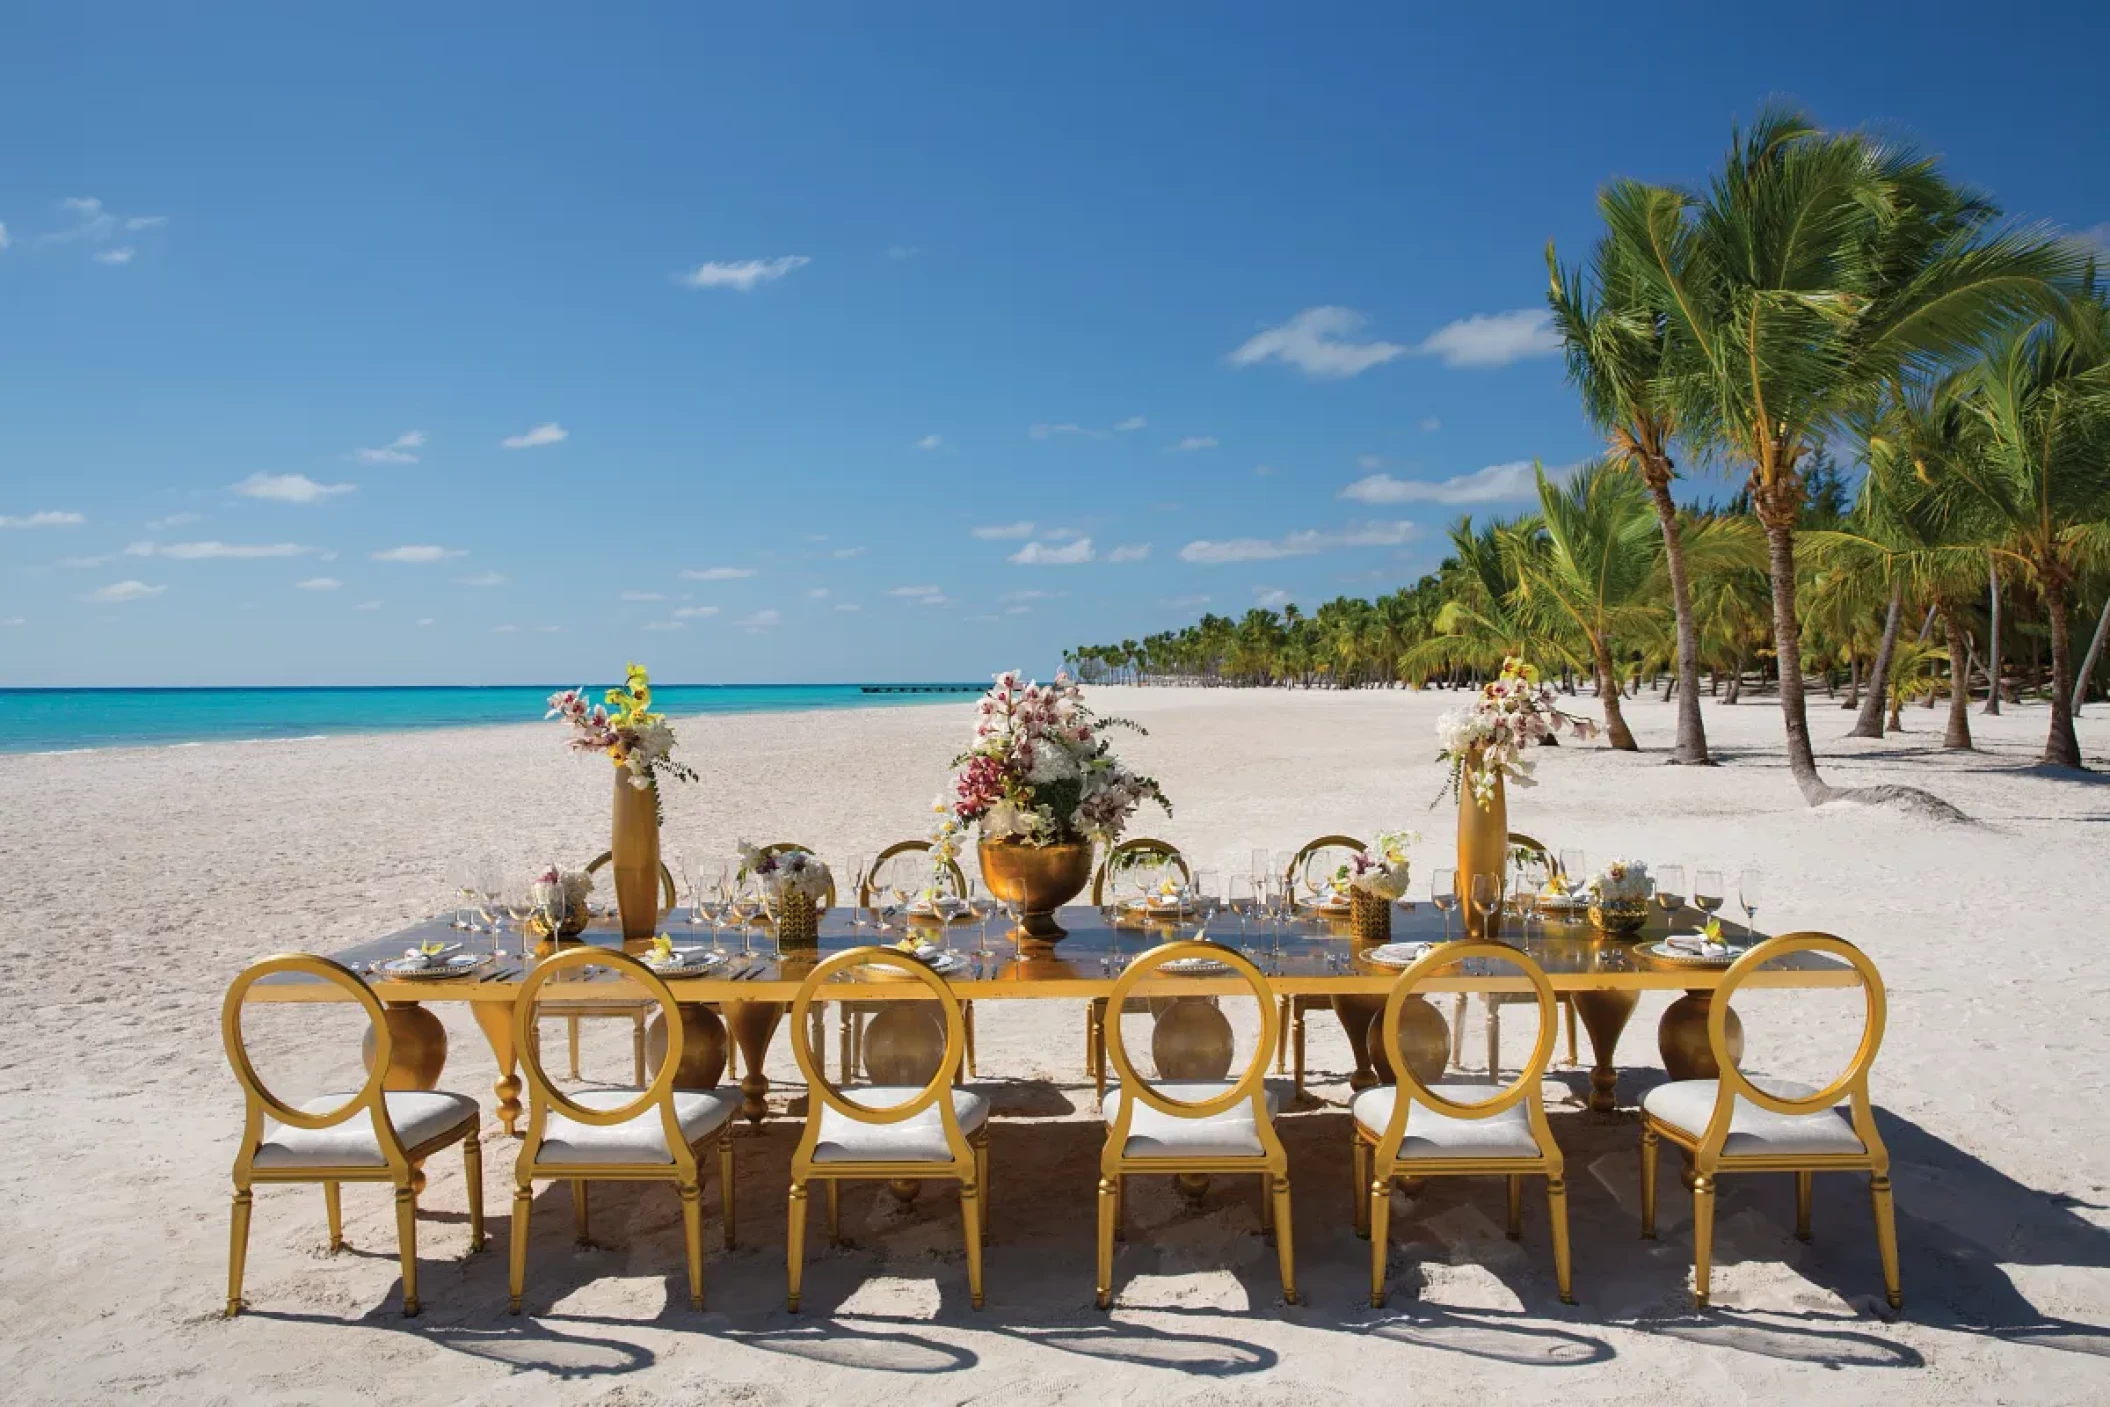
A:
1368;1175;1392;1308
632;1012;647;1087
1352;1137;1371;1238
1548;1174;1575;1304
572;1179;591;1246
464;1134;486;1250
1291;1000;1307;1096
1450;994;1468;1067
974;1132;992;1237
961;1176;985;1310
1639;1126;1659;1239
1486;1001;1502;1077
718;1134;737;1249
1271;1175;1296;1305
1561;996;1579;1068
567;1014;582;1081
224;1186;253;1317
1795;1170;1813;1241
786;1181;808;1312
1871;1172;1902;1309
825;1180;841;1242
1275;997;1291;1074
324;1180;344;1253
1507;1174;1524;1239
1691;1173;1717;1308
393;1182;421;1317
1095;1176;1118;1309
963;1001;978;1080
508;1183;532;1314
679;1179;705;1310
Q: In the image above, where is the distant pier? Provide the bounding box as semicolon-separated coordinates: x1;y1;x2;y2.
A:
859;684;982;695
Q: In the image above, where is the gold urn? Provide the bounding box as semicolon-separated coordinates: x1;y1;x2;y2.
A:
977;838;1094;943
1589;898;1650;936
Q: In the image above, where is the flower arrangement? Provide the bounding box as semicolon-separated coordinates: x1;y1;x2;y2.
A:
546;664;699;806
1587;859;1654;904
527;865;593;937
1339;829;1421;900
948;670;1170;846
1434;656;1598;809
737;842;832;907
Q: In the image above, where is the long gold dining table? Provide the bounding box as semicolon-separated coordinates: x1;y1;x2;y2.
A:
251;903;1854;1134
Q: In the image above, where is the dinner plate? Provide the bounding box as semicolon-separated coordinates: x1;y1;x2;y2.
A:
379;953;487;978
1361;941;1433;968
643;949;728;975
1159;955;1230;976
1641;939;1737;968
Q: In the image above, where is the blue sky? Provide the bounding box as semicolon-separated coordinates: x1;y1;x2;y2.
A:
3;3;2105;687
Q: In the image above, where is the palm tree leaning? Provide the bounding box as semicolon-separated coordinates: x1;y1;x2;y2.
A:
1606;106;2079;804
1546;235;1711;762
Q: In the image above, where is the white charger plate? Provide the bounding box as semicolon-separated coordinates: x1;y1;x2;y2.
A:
1362;941;1434;968
380;953;487;979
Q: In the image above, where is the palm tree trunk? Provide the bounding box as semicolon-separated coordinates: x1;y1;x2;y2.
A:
1761;516;1832;803
1640;475;1710;764
1938;605;1973;751
2045;588;2084;769
1843;655;1861;709
1982;559;2002;716
2074;592;2110;717
1593;639;1638;750
1850;588;1903;740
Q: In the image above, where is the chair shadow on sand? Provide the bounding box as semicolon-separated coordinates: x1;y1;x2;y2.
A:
249;1078;2110;1379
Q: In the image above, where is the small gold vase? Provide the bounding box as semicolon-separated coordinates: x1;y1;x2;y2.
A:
773;895;821;947
1348;888;1392;943
1589;899;1649;936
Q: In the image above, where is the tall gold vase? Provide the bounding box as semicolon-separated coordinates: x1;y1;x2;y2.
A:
1456;749;1507;939
610;773;662;940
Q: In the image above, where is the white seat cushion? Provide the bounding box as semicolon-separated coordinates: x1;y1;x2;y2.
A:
254;1090;478;1170
539;1088;739;1166
1351;1082;1546;1160
814;1087;990;1164
1103;1080;1288;1160
1642;1079;1866;1157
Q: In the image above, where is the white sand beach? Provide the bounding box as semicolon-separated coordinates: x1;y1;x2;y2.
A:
4;686;2109;1405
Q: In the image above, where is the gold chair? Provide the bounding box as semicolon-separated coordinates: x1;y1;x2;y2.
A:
1098;939;1296;1307
1279;834;1364;1096
786;947;990;1311
1450;832;1579;1073
508;947;740;1313
221;955;484;1318
555;851;681;1086
1086;837;1191;1096
1355;941;1572;1306
841;840;975;1080
1639;932;1899;1310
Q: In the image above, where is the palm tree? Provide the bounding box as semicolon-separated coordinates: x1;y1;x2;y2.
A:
1606;106;2080;802
1547;234;1712;762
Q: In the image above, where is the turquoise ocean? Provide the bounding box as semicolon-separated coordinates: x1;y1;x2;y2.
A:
0;684;978;755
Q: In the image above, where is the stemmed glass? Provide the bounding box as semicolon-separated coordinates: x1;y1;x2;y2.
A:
1470;873;1503;941
1190;869;1220;938
725;869;762;957
1225;875;1254;947
1736;869;1763;942
964;876;995;967
1558;850;1586;893
1431;867;1459;942
1511;860;1542;948
1655;864;1687;930
476;854;505;940
1693;869;1726;929
450;862;479;931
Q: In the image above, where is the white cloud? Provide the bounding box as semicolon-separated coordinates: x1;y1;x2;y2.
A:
1009;538;1095;566
126;215;167;231
1420;417;1443;431
1414;309;1561;368
1108;543;1151;563
355;430;427;464
0;222;8;252
135;540;309;559
56;555;112;569
93;247;136;265
1255;588;1291;608
621;591;666;602
1005;605;1031;616
2080;222;2110;254
296;577;342;591
494;624;521;634
972;521;1035;540
1228;306;1406;378
0;617;22;626
1168;436;1218;453
500;422;567;449
457;571;508;587
1029;422;1099;440
805;587;830;599
914;434;943;450
86;579;163;603
1160;594;1211;608
1339;460;1551;506
416;618;435;627
916;595;953;608
535;624;560;633
1252;464;1276;477
1357;454;1385;470
0;511;85;528
674;605;721;618
832;546;866;559
834;602;862;612
233;472;354;504
1001;590;1062;602
738;608;782;629
886;245;919;260
677;256;810;291
354;600;382;611
372;544;467;563
147;512;201;530
1114;416;1148;432
680;566;755;581
42;197;116;243
1178;521;1414;564
643;620;685;631
888;585;944;598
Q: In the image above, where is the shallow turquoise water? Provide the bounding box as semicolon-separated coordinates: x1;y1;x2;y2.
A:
0;683;976;754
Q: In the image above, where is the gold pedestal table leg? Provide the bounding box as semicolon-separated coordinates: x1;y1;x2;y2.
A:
860;1003;949;1202
1331;994;1387;1091
1658;990;1743;1081
1149;996;1238;1203
364;1001;448;1091
1569;989;1640;1113
646;1003;729;1089
470;998;522;1135
723;1001;785;1127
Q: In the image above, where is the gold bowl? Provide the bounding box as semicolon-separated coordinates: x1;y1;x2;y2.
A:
978;838;1094;943
1589;898;1650;936
525;905;590;941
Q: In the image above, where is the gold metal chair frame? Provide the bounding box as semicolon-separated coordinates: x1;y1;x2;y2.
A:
1639;932;1898;1309
1355;941;1572;1306
508;947;736;1314
1451;832;1580;1073
1098;939;1295;1308
786;946;988;1311
562;852;683;1086
222;954;485;1318
1086;837;1192;1096
1278;834;1365;1096
839;840;976;1080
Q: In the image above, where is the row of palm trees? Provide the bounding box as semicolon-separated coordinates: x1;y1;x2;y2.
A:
1068;107;2110;792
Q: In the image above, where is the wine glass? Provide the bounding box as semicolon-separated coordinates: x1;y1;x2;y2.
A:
1558;849;1586;892
1470;873;1502;940
963;875;994;964
1654;864;1687;929
1226;875;1254;945
1736;868;1763;941
476;853;506;937
1693;869;1726;927
1249;848;1271;892
1190;869;1220;935
1511;860;1542;946
1431;867;1458;942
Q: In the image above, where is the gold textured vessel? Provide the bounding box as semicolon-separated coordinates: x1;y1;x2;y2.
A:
977;838;1093;943
1348;888;1392;943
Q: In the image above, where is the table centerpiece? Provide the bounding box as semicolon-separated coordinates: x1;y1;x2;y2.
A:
947;669;1170;942
1586;858;1655;936
1334;830;1419;943
524;865;594;940
738;843;832;947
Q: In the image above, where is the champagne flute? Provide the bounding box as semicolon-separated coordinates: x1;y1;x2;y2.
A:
1190;868;1220;936
1693;869;1726;929
1226;874;1254;946
476;853;506;938
1655;864;1687;930
1558;849;1586;893
1470;872;1503;940
964;875;994;964
1737;868;1763;942
1431;867;1458;942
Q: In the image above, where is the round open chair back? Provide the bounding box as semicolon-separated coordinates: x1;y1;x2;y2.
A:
1101;939;1280;1126
1286;834;1366;901
1507;832;1554;874
1380;941;1556;1127
752;841;839;910
1707;932;1887;1129
1091;837;1190;905
222;954;406;1169
513;947;687;1142
861;840;968;907
789;947;969;1135
583;850;678;910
